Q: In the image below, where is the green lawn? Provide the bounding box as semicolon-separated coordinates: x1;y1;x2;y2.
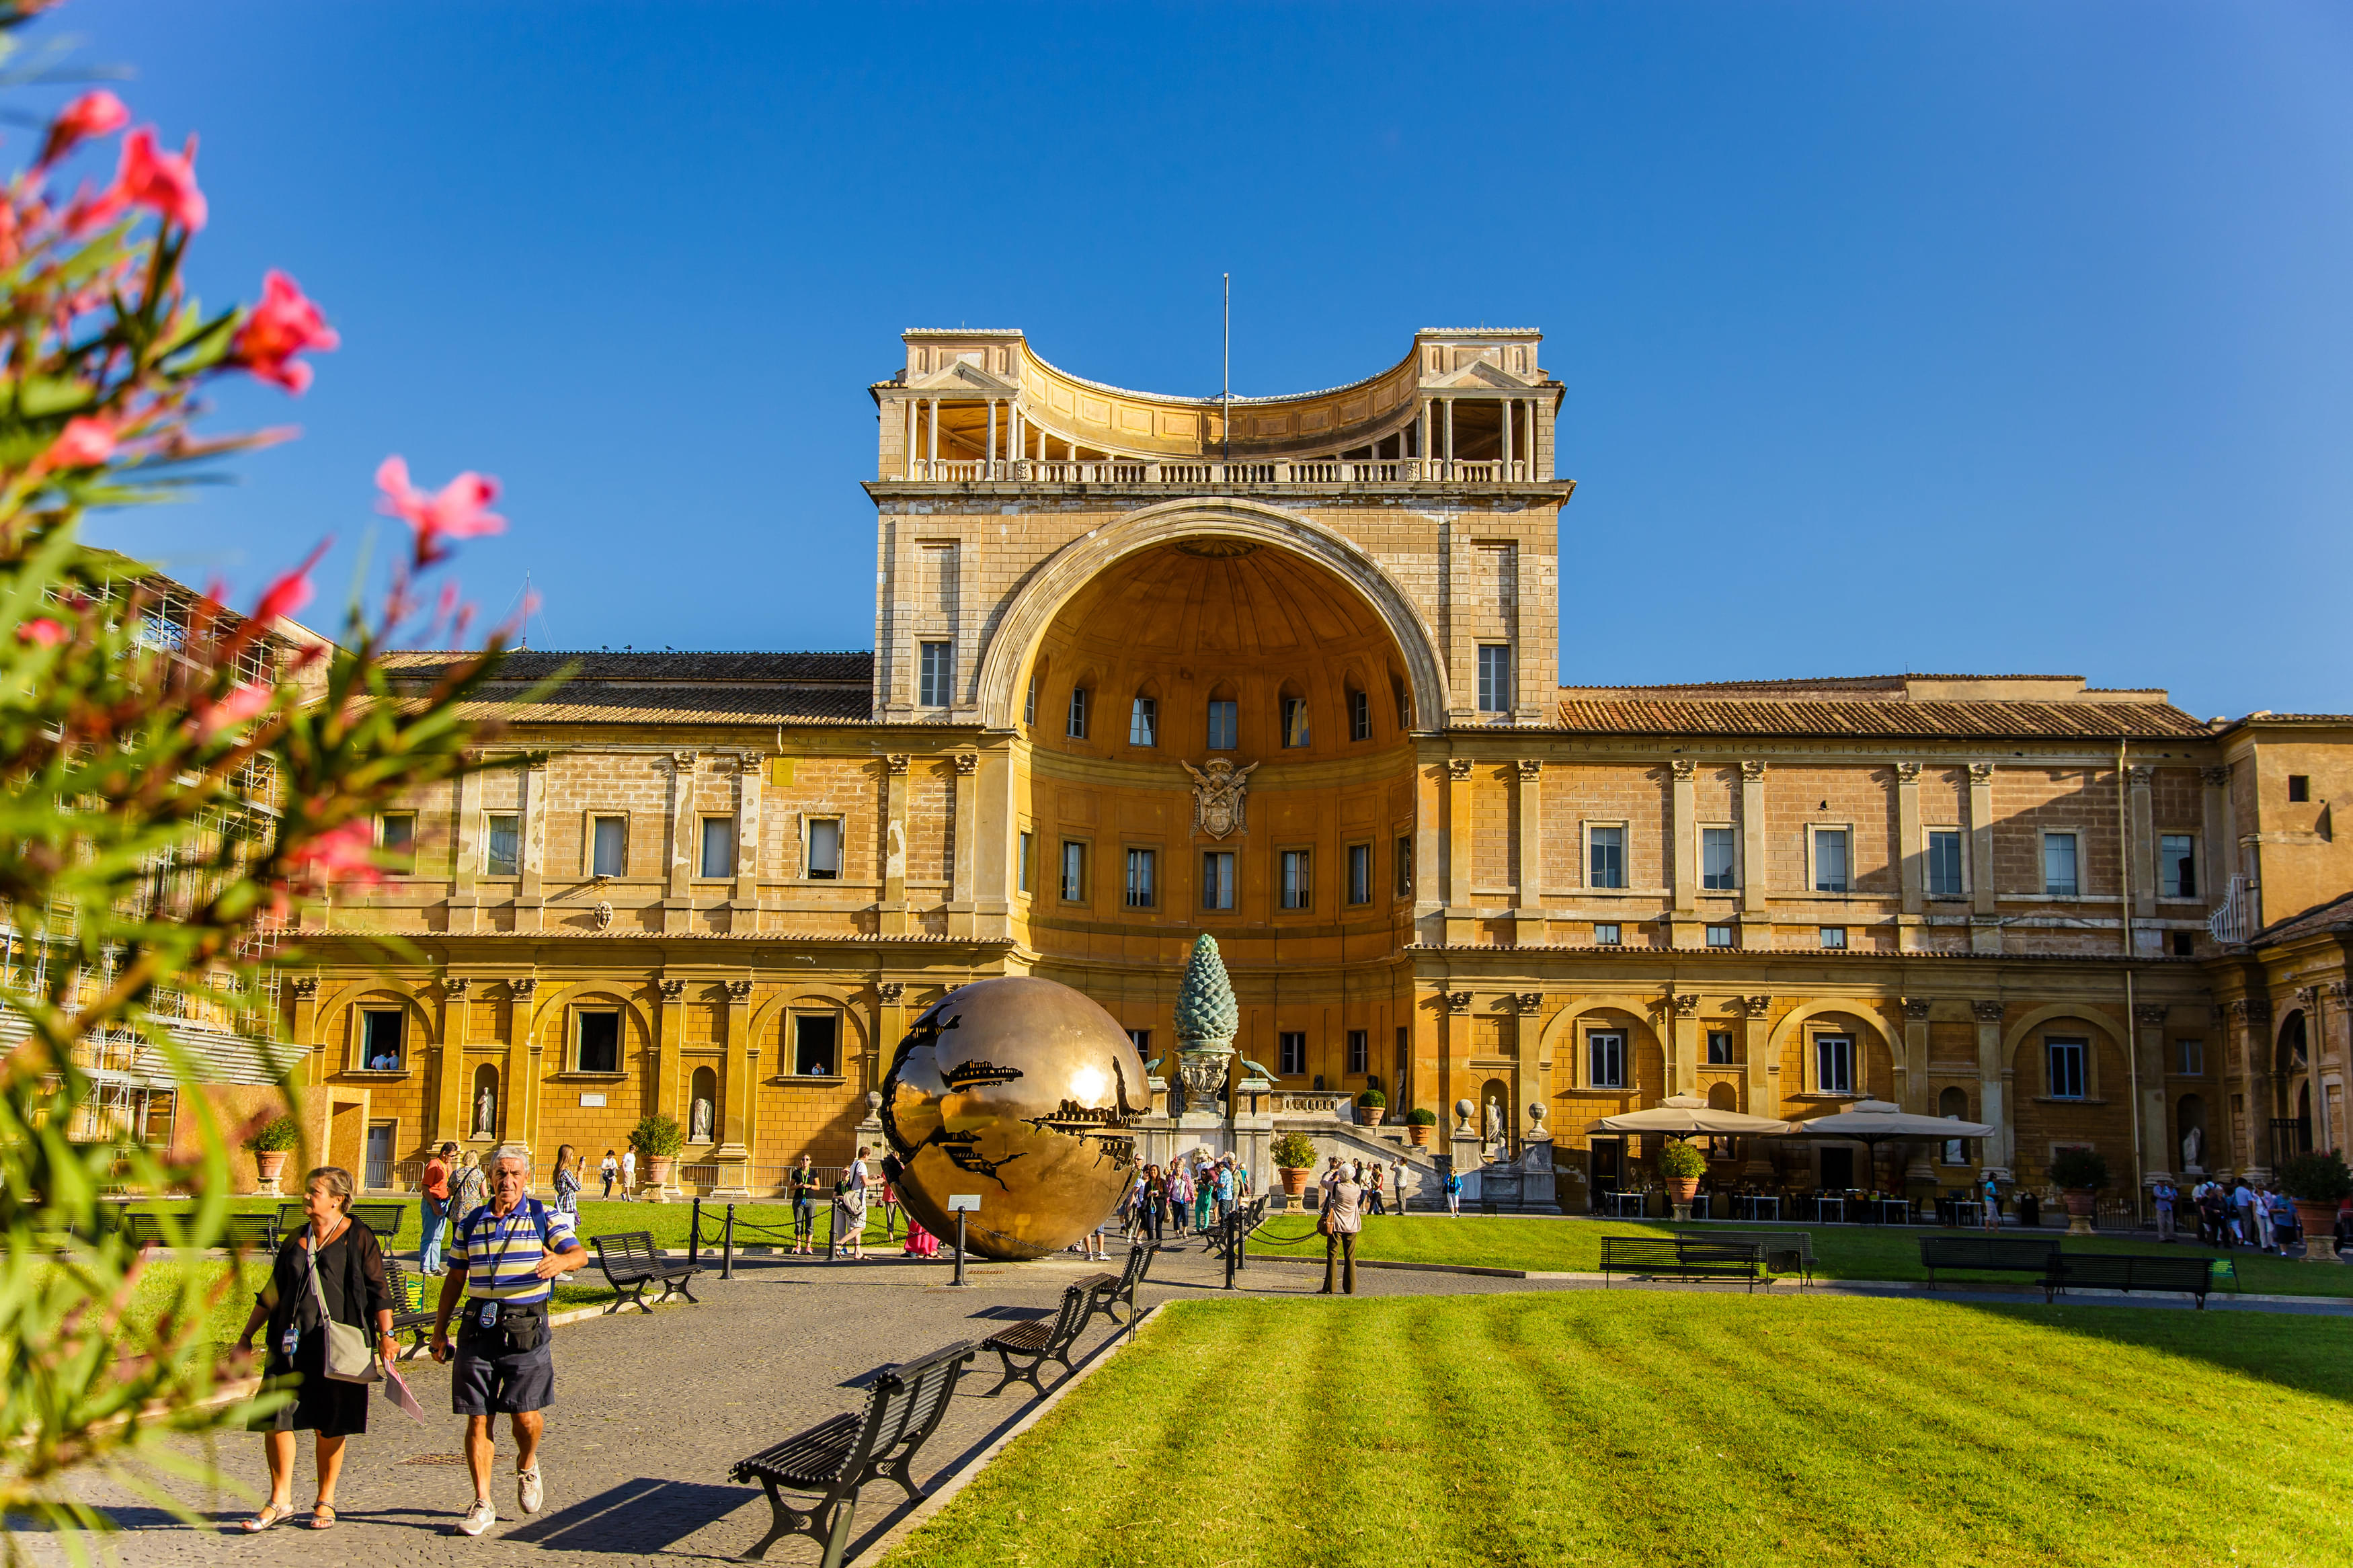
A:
112;1196;894;1253
110;1261;616;1346
1246;1213;2353;1296
885;1293;2353;1568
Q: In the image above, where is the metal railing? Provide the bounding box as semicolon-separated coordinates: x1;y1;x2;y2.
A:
906;456;1534;485
2208;875;2252;945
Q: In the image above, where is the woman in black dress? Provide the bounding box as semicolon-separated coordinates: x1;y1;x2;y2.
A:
233;1165;395;1531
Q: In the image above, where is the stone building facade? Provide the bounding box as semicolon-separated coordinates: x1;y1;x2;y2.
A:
286;327;2353;1207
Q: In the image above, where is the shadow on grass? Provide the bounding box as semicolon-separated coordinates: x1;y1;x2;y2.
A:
1940;1293;2353;1405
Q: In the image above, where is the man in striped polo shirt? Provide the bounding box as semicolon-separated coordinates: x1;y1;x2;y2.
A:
432;1143;587;1537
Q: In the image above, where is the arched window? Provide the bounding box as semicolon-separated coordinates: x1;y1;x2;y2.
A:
1279;684;1309;748
1128;686;1158;747
1346;682;1371;742
1066;684;1089;739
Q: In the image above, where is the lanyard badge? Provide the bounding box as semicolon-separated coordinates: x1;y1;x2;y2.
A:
478;1298;498;1328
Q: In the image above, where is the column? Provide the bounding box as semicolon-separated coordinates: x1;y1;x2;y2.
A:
1896;761;1923;919
902;397;916;479
1513;759;1544;945
876;983;909;1101
1441;991;1478;1178
2135;1002;2171;1182
1444;398;1455;466
1669;759;1696;929
986;399;998;476
2129;765;2157;927
664;751;696;936
1968;763;1999;954
1669;991;1700;1096
1900;999;1933;1183
433;977;469;1147
2233;996;2273;1178
711;978;754;1198
1974;999;2011;1178
503;977;537;1157
926;397;939;464
2201;765;2233;925
449;764;478;934
2326;981;2350;1155
655;977;686;1124
1445;758;1475;945
881;754;910;936
949;753;978;938
287;977;325;1145
1415;399;1429;471
1499;397;1513;471
1739;995;1774;1178
731;751;762;911
1739;761;1769;934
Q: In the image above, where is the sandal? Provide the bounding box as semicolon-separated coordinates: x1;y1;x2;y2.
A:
241;1503;294;1533
310;1503;338;1530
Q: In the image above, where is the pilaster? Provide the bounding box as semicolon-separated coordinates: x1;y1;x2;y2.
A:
881;754;910;934
1444;758;1476;945
663;751;696;935
731;751;763;911
1512;993;1546;1141
1968;764;2000;953
655;977;686;1124
1669;758;1697;930
1900;997;1932;1180
2135;1002;2171;1182
949;753;978;938
504;976;539;1153
1738;761;1769;940
711;977;755;1199
433;977;469;1147
1667;991;1700;1096
2128;766;2158;925
2231;995;2273;1180
1895;762;1924;934
1739;995;1773;1178
1513;759;1545;945
1974;999;2012;1178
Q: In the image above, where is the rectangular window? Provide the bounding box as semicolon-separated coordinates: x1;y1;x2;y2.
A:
1588;1031;1626;1089
1819;926;1848;949
1207;698;1238;751
1280;849;1312;910
1347;1029;1368;1075
1201;850;1236;910
1701;826;1735;891
806;817;842;880
1812;827;1849;893
918;640;951;707
1349;688;1371;741
1394;679;1410;729
1281;696;1310;748
576;1010;621;1074
590;815;626;878
1589;825;1626;889
1347;843;1372;905
1016;830;1033;895
793;1014;838;1077
1476;644;1511;713
1707;1029;1734;1066
1129;696;1157;747
1066;686;1088;739
1060;841;1087;902
2046;1037;2087;1100
2177;1038;2204;1075
1594;922;1622;946
360;1009;405;1071
1278;1031;1307;1077
2043;832;2079;897
700;816;734;878
1127;1028;1151;1054
1706;923;1735;948
379;813;417;875
1395;835;1413;899
1023;677;1037;726
1815;1034;1855;1095
2160;834;2196;899
1124;847;1156;909
485;813;520;877
2288;774;2310;802
1925;829;1963;897
2171;930;2194;957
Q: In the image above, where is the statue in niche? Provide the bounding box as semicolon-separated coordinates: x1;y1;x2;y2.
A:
474;1081;497;1138
2180;1124;2202;1172
1484;1094;1507;1147
690;1095;715;1144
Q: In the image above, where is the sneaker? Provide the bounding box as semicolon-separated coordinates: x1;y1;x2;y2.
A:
457;1499;497;1536
518;1467;544;1515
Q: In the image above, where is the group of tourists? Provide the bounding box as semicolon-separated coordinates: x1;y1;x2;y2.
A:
1115;1151;1253;1246
784;1147;883;1257
237;1147;586;1537
2179;1175;2309;1252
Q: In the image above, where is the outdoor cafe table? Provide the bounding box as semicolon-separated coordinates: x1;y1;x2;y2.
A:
1869;1197;1911;1224
1946;1198;1985;1227
1605;1190;1648;1219
1808;1195;1849;1224
1735;1194;1782;1223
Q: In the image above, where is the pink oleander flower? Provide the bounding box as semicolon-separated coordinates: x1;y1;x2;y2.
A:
375;456;504;566
293;817;382;886
250;548;322;624
16;618;67;647
34;415;116;472
188;681;276;741
38;90;129;168
231;271;338;394
72;126;206;234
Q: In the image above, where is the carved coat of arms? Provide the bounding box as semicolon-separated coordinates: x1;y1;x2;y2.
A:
1182;757;1258;839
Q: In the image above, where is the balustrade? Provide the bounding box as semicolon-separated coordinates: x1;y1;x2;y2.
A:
903;456;1533;485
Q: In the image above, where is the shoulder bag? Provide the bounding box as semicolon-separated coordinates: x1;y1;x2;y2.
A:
306;1227;381;1385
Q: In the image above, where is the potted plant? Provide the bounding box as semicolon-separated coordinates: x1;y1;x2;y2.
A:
2049;1146;2108;1235
1404;1106;1437;1149
630;1114;685;1194
246;1115;301;1194
1357;1087;1388;1126
1657;1136;1707;1207
1271;1132;1318;1198
2276;1150;2352;1262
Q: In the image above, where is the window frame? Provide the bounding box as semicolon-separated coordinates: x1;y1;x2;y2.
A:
1808;824;1851;894
1066;685;1089;740
378;812;417;876
1346;1028;1369;1075
1925;827;1965;899
1706;1029;1734;1067
698;815;736;880
1277;1031;1307;1077
484;812;521;878
2046;1036;2089;1100
2159;833;2197;899
1016;828;1033;896
1587;1029;1628;1091
1345;841;1372;906
358;1007;406;1073
1348;688;1371;742
1813;1032;1856;1096
804;815;844;880
2041;830;2080;897
589;813;627;878
1123;845;1158;909
1819;925;1849;950
2176;1038;2204;1076
917;639;951;708
1206;698;1238;751
1586;822;1628;890
1476;643;1511;714
1279;847;1313;911
1023;675;1037;727
1705;923;1735;948
1394;835;1413;901
1128;694;1158;747
791;1012;840;1079
573;1007;623;1075
1200;849;1236;911
1700;824;1736;892
2288;774;2311;802
1280;695;1310;749
1594;922;1622;946
1059;839;1089;905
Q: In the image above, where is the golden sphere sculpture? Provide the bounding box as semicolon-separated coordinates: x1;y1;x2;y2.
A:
879;976;1146;1261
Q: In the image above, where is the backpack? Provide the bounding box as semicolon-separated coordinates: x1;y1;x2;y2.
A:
1445;1172;1461;1194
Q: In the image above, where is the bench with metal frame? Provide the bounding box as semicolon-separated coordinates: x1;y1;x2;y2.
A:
728;1339;976;1566
1073;1241;1157;1335
590;1229;703;1313
378;1256;440;1358
1745;1231;1819;1287
1918;1234;2059;1288
1600;1235;1763;1289
121;1210;282;1253
279;1200;408;1242
977;1283;1090;1398
2041;1252;2213;1309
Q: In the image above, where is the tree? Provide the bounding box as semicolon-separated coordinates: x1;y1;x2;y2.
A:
0;3;520;1544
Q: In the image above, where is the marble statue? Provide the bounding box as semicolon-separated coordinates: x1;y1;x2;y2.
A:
473;1083;496;1137
2180;1124;2202;1172
1485;1094;1507;1145
690;1096;714;1143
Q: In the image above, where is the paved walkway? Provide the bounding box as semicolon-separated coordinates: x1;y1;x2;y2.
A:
37;1234;2353;1565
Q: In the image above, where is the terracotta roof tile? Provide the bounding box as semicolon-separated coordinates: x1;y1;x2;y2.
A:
382;650;872;683
429;682;873;727
1550;698;2214;742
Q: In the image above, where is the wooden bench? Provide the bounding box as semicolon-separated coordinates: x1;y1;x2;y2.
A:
279;1200;407;1242
729;1339;976;1566
1747;1231;1819;1286
978;1284;1090;1397
1919;1235;2058;1288
590;1230;703;1313
1600;1235;1763;1289
2042;1253;2213;1309
381;1256;440;1359
1073;1242;1156;1334
121;1211;281;1253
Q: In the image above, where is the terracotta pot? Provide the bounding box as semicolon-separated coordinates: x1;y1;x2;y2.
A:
255;1151;288;1184
1359;1105;1388;1126
2293;1202;2343;1261
2063;1187;2098;1236
1408;1123;1433;1149
1668;1176;1700;1202
647;1155;676;1188
1279;1165;1310;1196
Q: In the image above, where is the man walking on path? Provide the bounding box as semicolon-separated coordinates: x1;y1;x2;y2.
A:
1320;1165;1363;1295
432;1144;588;1538
420;1141;456;1274
619;1145;637;1201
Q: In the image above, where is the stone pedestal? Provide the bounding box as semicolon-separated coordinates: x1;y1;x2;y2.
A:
707;1142;752;1202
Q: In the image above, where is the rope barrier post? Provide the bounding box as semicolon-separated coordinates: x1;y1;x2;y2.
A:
953;1209;968;1288
688;1198;701;1268
722;1203;735;1282
826;1200;838;1264
1224;1207;1238;1291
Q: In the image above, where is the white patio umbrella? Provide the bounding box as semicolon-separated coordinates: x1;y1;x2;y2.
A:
1593;1093;1793;1137
1790;1098;1995;1145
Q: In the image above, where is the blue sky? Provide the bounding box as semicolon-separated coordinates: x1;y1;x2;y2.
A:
49;1;2353;718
